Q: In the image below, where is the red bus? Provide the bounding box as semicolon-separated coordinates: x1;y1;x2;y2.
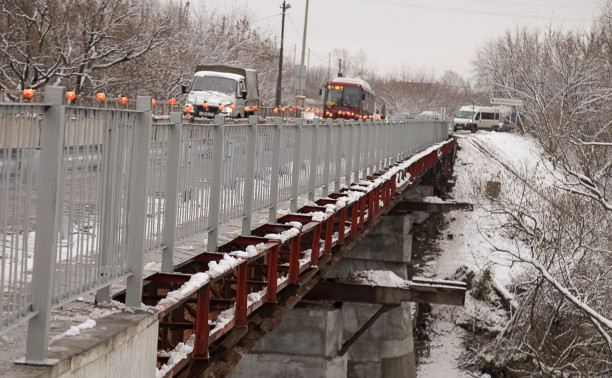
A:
322;77;375;119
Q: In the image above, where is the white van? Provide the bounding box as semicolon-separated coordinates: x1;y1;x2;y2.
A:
453;105;505;132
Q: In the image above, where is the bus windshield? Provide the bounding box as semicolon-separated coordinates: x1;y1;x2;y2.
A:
325;85;361;108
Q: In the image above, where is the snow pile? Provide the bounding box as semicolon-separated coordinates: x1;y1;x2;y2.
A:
264;226;301;242
207;254;239;276
229;244;260;258
50;319;97;343
144;262;162;272
348;270;407;288
156;335;195;378
285;221;302;229
209;307;235;334
155;272;210;309
422;196;445;203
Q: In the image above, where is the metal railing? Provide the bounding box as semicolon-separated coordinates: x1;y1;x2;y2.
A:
0;85;449;364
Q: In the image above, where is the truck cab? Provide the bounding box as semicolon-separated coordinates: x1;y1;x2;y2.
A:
183;65;259;118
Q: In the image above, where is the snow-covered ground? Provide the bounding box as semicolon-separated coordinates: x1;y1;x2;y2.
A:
417;130;546;377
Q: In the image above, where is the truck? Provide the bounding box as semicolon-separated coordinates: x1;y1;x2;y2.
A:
181;65;259;118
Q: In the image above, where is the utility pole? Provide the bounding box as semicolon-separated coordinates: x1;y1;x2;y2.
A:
275;1;290;107
297;0;310;106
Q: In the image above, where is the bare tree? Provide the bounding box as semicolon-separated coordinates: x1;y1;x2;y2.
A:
469;4;612;375
0;0;170;93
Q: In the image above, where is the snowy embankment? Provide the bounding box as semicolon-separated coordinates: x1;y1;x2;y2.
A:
417;131;547;377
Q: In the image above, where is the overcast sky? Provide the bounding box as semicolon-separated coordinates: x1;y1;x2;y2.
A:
204;0;603;80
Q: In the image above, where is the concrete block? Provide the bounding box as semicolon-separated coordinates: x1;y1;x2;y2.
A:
369;213;412;235
348;360;381;378
347;214;413;263
341;302;414;362
48;311;159;378
229;352;347;378
383;354;416;378
348;233;412;263
405;185;433;199
252;307;343;358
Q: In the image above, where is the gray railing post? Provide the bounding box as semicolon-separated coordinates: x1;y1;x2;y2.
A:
308;119;318;201
386;122;393;167
207;115;225;252
334;119;344;192
345;120;354;187
268;117;282;223
354;120;362;181
364;120;371;176
24;86;66;364
322;118;332;197
161;112;183;272
290;119;303;212
242;115;258;235
125;96;153;308
373;120;379;171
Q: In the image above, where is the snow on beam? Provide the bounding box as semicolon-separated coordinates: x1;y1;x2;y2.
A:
392;199;474;213
304;280;466;306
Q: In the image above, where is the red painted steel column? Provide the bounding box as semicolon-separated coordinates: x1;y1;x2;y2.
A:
288;235;301;284
193;285;210;359
338;207;347;244
235;263;248;327
374;187;381;213
350;202;359;236
367;191;374;222
266;244;279;303
359;196;366;229
310;223;322;265
324;216;334;254
391;174;397;198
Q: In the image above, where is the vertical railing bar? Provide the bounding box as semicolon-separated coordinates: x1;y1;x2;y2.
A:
268;117;282;223
161;113;182;272
364;120;371;176
351;120;363;182
308;119;318;201
24;86;65;364
290;119;302;212
322;118;332;197
125;96;152;308
207;116;225;252
242;115;258;235
345;120;354;187
334;120;343;192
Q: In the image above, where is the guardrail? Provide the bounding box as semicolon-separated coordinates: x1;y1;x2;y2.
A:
0;86;449;365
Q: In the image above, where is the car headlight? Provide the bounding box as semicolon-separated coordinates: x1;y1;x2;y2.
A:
222;105;232;114
468;119;473;123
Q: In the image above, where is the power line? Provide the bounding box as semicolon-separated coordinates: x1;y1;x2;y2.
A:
286;13;303;39
252;13;281;23
357;0;596;22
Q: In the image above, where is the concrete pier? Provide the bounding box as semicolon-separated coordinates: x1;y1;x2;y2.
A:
231;198;426;378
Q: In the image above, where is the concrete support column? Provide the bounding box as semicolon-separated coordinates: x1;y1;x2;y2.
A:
232;188;434;378
342;302;416;378
229;307;347;378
